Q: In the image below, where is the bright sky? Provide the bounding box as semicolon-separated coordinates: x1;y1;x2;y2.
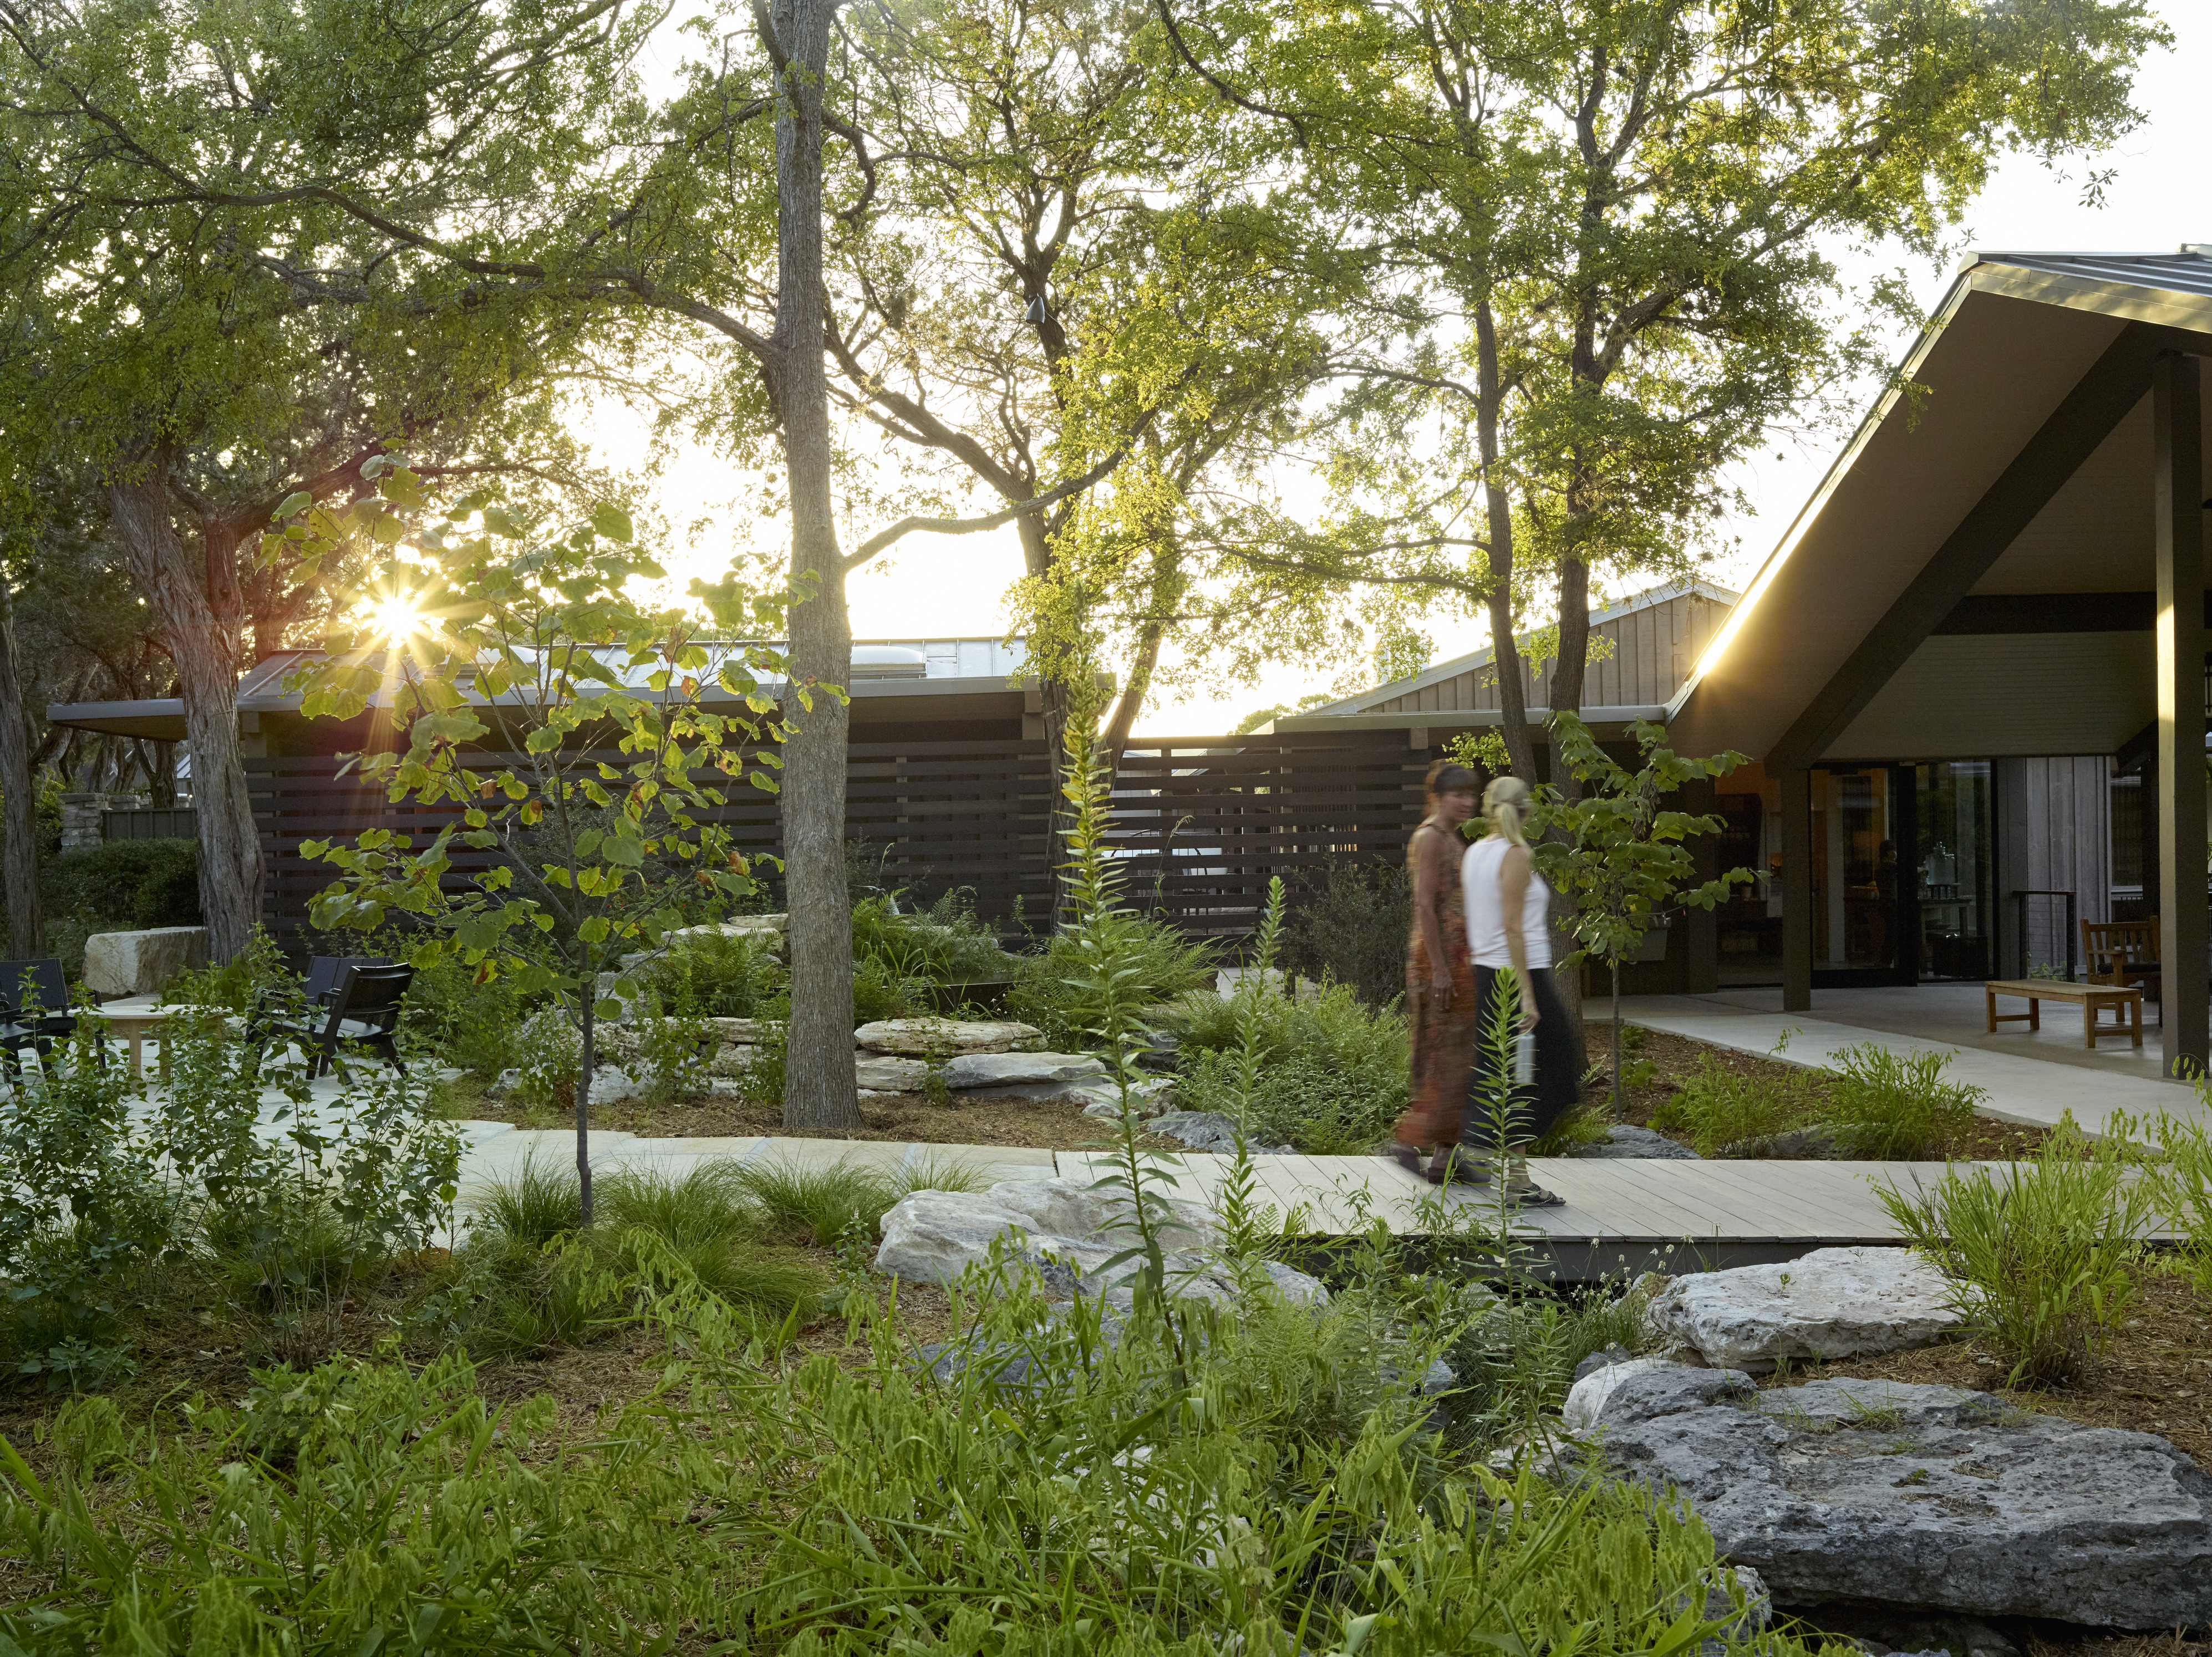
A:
598;4;2209;737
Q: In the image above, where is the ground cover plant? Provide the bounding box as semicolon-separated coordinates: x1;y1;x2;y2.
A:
1819;1043;1986;1159
1169;978;1410;1155
1878;1116;2157;1386
1648;1051;1822;1156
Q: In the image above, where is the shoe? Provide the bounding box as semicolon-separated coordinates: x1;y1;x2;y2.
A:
1382;1144;1427;1177
1427;1150;1492;1186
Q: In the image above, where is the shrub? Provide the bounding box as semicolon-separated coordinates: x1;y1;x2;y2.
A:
387;949;537;1081
0;1026;173;1389
1650;1054;1817;1155
1005;910;1216;1051
1878;1116;2155;1386
1279;854;1413;1010
43;837;201;929
639;929;786;1018
163;926;296;1014
1819;1043;1985;1159
854;891;1008;986
1171;982;1410;1155
1533;1103;1613;1156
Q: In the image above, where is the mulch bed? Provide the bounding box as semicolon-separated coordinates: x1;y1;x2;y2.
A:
1585;1021;2060;1161
449;1080;1181;1152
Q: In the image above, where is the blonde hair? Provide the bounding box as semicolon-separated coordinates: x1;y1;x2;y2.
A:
1483;775;1530;846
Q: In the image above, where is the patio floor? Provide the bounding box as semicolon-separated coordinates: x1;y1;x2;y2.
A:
1618;983;2212;1135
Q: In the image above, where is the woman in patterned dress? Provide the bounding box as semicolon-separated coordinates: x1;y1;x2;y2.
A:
1387;759;1482;1180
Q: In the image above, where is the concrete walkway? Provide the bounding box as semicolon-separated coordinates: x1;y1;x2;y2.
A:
1618;984;2212;1136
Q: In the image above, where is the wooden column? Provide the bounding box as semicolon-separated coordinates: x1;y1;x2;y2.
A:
2154;352;2207;1079
1782;766;1813;1011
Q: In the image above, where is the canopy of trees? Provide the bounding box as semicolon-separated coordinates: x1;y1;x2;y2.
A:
0;0;2167;1116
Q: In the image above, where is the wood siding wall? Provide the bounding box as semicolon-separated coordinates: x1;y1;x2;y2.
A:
1996;755;2113;975
247;733;1426;943
1370;591;1730;714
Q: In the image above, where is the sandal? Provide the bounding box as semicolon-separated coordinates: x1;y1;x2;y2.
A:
1503;1182;1565;1207
1427;1150;1492;1186
1381;1144;1427;1178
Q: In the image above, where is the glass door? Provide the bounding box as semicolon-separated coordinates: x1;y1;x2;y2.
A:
1914;761;1995;980
1812;766;1916;986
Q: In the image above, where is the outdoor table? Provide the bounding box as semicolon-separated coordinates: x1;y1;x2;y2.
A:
83;996;182;1079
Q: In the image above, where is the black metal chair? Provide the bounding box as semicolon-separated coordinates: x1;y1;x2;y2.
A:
247;960;414;1078
0;957;96;1078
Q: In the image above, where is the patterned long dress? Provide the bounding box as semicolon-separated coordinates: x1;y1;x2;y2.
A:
1394;820;1478;1149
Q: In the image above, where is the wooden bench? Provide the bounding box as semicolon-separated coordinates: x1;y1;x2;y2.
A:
1984;978;2143;1048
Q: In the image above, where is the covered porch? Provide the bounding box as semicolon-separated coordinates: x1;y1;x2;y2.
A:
1670;248;2212;1079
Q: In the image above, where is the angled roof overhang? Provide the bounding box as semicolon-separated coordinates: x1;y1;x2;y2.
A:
1670;250;2212;764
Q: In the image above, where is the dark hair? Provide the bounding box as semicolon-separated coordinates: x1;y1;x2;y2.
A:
1423;759;1480;810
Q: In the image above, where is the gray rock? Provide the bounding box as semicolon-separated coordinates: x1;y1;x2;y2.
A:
581;1064;648;1104
1573;1342;1635;1382
943;1051;1107;1089
1565;1360;1756;1430
873;1177;1326;1308
81;926;210;998
1073;1077;1176;1115
1694;1566;1773;1657
1719;1124;1843;1159
1646;1247;1966;1372
1591;1371;2212;1629
855;1054;930;1092
706;1044;761;1077
1147;1110;1296;1155
854;1018;1043;1056
1568;1124;1702;1160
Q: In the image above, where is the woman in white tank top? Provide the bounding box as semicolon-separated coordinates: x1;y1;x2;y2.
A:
1437;777;1574;1202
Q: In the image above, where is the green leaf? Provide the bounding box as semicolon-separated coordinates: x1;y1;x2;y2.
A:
589;502;635;543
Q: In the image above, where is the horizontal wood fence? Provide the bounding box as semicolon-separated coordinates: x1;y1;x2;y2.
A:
102;807;200;842
247;732;1425;942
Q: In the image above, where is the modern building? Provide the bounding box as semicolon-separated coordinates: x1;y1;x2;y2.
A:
1291;248;2212;1070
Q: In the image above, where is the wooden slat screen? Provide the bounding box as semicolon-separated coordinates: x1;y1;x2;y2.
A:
246;731;1422;941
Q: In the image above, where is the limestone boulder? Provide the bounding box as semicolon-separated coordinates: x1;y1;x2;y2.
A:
1073;1077;1176;1116
855;1054;930;1092
1145;1110;1296;1155
1589;1370;2212;1629
1646;1247;1964;1372
873;1177;1326;1307
1564;1357;1712;1430
582;1064;649;1104
1568;1124;1702;1160
855;1018;1044;1056
706;1044;761;1078
943;1051;1105;1089
83;927;209;999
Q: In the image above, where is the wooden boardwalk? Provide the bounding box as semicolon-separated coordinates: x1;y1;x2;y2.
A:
453;1125;2169;1283
1056;1152;2060;1280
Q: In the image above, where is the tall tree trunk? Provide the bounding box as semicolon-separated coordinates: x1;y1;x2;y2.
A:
771;0;860;1131
109;470;265;961
0;596;44;956
1475;300;1539;784
1014;509;1085;925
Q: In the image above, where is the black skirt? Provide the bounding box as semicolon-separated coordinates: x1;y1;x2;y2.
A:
1460;965;1580;1150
